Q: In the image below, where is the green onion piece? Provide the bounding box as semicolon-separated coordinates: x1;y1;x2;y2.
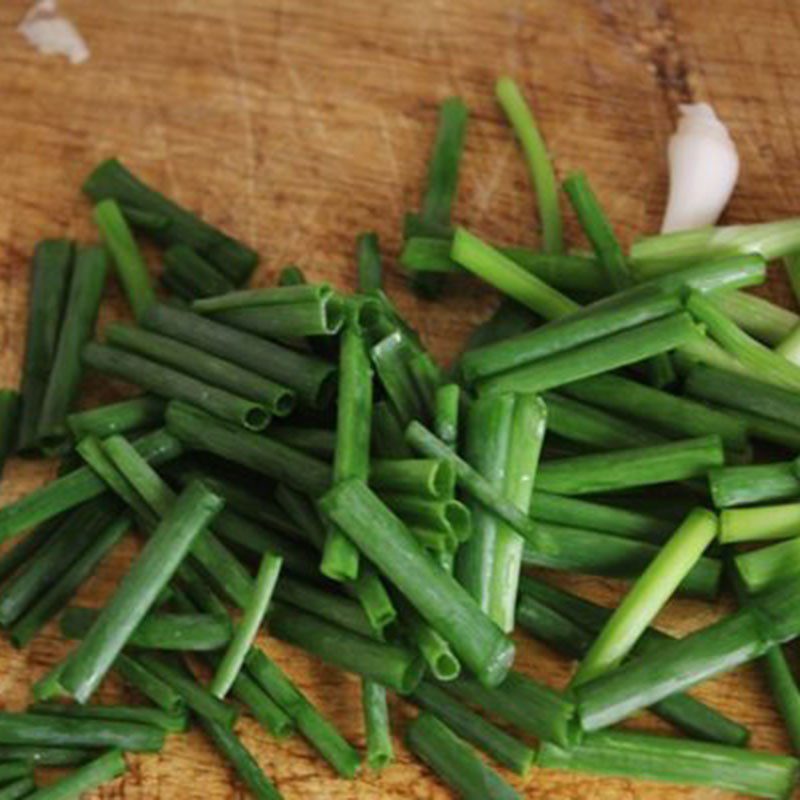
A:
530;491;674;543
725;407;800;451
17;239;73;453
67;396;165;441
362;680;393;771
106;323;295;418
785;253;800;305
721;503;800;544
452;228;577;317
716;290;798;344
411;682;534;775
479;312;701;395
709;460;800;508
245;648;361;778
113;653;185;714
199;717;282;800
563;171;629;289
538;730;798;799
446;671;576;748
136;654;238;728
278;265;305;286
536;435;724;495
225;668;294;740
434;384;460;447
490;394;546;632
357;232;383;292
370;331;424;426
60;606;231;651
191;283;329;314
496;76;562;254
165;400;331;497
372;401;413;458
268;602;424;694
120;204;170;232
24;749;127;800
83;342;271;432
0;497;121;628
0;516;64;588
93;199;154;320
379;495;470;542
84;158;257;285
0;391;20;480
37;246;108;447
544;392;664;451
406;712;520;800
0;763;31;784
322;312;373;581
0;778;36;800
59;481;223;702
736;538;800;594
10;513;129;648
575;577;800;732
0;746;93;767
161;244;235;300
459;299;536;356
29;703;187;734
319;479;515;688
140;303;336;408
268;425;335;458
0;712;163;752
211;553;282;698
207;297;345;339
572;508;717;685
630;218;800;273
687;291;800;391
370;459;455;500
456;393;515;614
516;578;749;746
563;372;750;454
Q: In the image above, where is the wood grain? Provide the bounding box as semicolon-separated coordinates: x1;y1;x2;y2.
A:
0;0;798;797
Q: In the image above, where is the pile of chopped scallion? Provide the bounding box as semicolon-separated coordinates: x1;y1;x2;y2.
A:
1;76;800;800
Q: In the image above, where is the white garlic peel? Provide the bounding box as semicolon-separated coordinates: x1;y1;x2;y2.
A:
661;103;739;233
18;0;90;65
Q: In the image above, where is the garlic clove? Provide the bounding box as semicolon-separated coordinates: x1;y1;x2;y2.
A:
661;103;739;234
18;0;90;65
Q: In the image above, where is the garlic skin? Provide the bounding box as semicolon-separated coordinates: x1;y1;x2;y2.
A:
661;103;739;233
18;0;90;65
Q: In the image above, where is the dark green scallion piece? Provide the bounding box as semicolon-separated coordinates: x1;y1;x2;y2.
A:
84;158;258;285
67;396;165;441
24;749;127;800
372;401;412;458
278;265;305;286
106;323;295;417
319;479;515;688
370;331;424;427
113;653;186;714
0;778;36;800
29;703;187;734
362;680;393;771
161;244;235;300
357;232;382;293
370;459;455;500
59;481;224;703
17;239;73;453
245;648;361;778
83;342;271;431
0;391;19;481
0;746;92;767
93;199;154;320
268;425;335;458
411;682;534;775
434;384;460;447
0;763;31;785
406;712;520;800
140;303;336;408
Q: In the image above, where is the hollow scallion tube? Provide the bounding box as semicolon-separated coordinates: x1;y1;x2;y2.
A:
411;682;534;775
84;158;257;285
452;228;577;317
67;396;165;441
496;76;562;254
572;508;717;686
211;553;282;698
563;372;750;453
268;602;424;694
736;538;800;594
538;730;798;799
434;384;460;447
490;394;546;632
93;199;154;320
456;393;515;614
362;680;393;771
319;479;515;688
370;331;424;427
716;290;798;344
245;648;361;778
479;312;701;395
113;653;185;713
140;303;336;408
709;460;800;508
322;312;373;581
536;435;724;495
105;323;295;417
370;459;455;500
721;503;800;544
83;342;271;431
16;239;73;452
59;481;224;702
406;712;521;800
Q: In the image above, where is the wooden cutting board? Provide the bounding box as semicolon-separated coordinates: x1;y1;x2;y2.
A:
0;0;798;797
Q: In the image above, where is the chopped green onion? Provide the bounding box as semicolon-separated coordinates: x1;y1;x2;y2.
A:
361;680;393;771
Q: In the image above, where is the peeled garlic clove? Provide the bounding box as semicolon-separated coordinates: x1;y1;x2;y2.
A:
18;0;90;65
661;103;739;233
